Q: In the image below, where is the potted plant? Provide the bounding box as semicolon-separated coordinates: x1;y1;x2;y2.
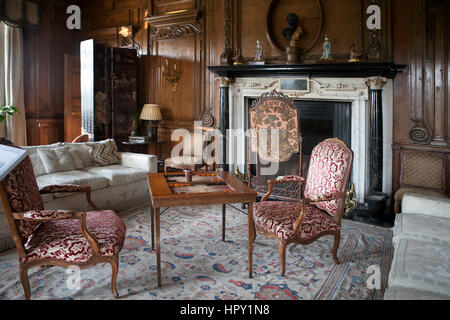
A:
0;105;19;145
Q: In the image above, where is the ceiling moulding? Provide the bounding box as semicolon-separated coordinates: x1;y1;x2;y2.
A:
144;9;202;41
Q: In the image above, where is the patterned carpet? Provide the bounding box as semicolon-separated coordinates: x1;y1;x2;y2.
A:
0;204;393;300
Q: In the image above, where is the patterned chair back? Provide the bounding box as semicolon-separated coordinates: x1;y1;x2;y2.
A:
249;90;300;163
400;151;446;191
1;154;44;242
304;138;353;217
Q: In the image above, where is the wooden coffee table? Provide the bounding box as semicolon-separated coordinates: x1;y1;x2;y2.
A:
146;171;257;287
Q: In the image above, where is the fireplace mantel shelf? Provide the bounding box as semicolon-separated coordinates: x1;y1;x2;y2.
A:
208;62;406;79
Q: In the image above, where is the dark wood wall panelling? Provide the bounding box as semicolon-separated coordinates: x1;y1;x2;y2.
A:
392;0;450;195
24;0;80;145
31;0;449;195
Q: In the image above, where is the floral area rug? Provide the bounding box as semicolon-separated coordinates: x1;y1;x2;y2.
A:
0;204;393;300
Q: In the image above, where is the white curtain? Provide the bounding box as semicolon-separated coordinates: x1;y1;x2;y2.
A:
0;22;26;145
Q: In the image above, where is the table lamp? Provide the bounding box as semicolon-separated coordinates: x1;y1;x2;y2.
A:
140;104;162;142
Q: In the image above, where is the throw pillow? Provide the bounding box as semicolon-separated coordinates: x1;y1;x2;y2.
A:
37;146;75;174
29;153;47;177
87;141;120;166
63;143;94;167
22;142;62;155
68;149;84;170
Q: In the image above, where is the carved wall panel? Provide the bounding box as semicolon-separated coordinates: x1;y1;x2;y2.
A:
392;0;450;195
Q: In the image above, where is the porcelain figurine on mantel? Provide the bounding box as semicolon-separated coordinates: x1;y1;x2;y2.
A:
348;43;362;63
319;35;334;63
251;40;265;65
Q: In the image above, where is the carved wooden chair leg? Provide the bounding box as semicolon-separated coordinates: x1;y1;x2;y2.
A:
19;264;31;300
332;233;341;265
109;256;119;298
278;240;287;277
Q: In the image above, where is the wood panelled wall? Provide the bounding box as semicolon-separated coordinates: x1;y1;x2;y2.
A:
24;0;80;145
392;0;450;195
24;0;448;194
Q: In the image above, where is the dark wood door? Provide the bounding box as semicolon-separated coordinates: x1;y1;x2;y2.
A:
64;54;81;142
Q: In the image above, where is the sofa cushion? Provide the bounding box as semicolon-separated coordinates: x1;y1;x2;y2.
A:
86;140;120;166
393;213;450;247
36;170;109;198
21;142;62;155
29;153;46;177
384;286;450;300
63;143;93;167
68;149;84;170
402;193;450;219
388;238;450;297
84;165;146;186
37;146;75;174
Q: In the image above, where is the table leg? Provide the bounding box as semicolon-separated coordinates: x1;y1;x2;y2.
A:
247;202;254;278
155;207;161;287
222;204;226;242
150;205;155;251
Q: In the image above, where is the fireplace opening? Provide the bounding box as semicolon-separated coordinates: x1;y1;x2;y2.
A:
247;98;351;200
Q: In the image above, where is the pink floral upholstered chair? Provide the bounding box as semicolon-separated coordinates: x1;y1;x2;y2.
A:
251;138;353;276
0;147;126;300
248;90;303;200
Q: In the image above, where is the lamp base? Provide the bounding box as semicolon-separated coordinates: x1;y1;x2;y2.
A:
145;121;158;142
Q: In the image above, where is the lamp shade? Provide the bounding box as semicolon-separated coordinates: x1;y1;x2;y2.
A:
140;104;162;121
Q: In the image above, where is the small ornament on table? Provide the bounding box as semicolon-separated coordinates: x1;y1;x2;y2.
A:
251;40;265;65
348;43;362;63
184;169;192;183
233;48;244;65
319;35;334;63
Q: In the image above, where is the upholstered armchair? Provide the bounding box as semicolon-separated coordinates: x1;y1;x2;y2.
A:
394;150;448;213
250;138;353;276
247;89;303;201
164;130;213;172
0;150;126;300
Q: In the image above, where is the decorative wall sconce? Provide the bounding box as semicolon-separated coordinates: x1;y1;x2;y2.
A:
161;59;181;92
117;25;141;55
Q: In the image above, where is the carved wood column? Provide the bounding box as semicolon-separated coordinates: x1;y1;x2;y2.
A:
367;77;387;192
217;77;232;170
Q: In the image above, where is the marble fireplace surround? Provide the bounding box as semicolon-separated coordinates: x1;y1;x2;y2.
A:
227;76;393;204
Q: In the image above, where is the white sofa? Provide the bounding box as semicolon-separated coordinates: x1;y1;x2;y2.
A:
384;193;450;299
0;140;157;252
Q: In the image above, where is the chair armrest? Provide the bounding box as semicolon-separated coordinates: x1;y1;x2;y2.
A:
272;175;305;184
12;210;100;255
39;184;99;211
261;175;305;201
40;184;90;194
119;152;157;173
